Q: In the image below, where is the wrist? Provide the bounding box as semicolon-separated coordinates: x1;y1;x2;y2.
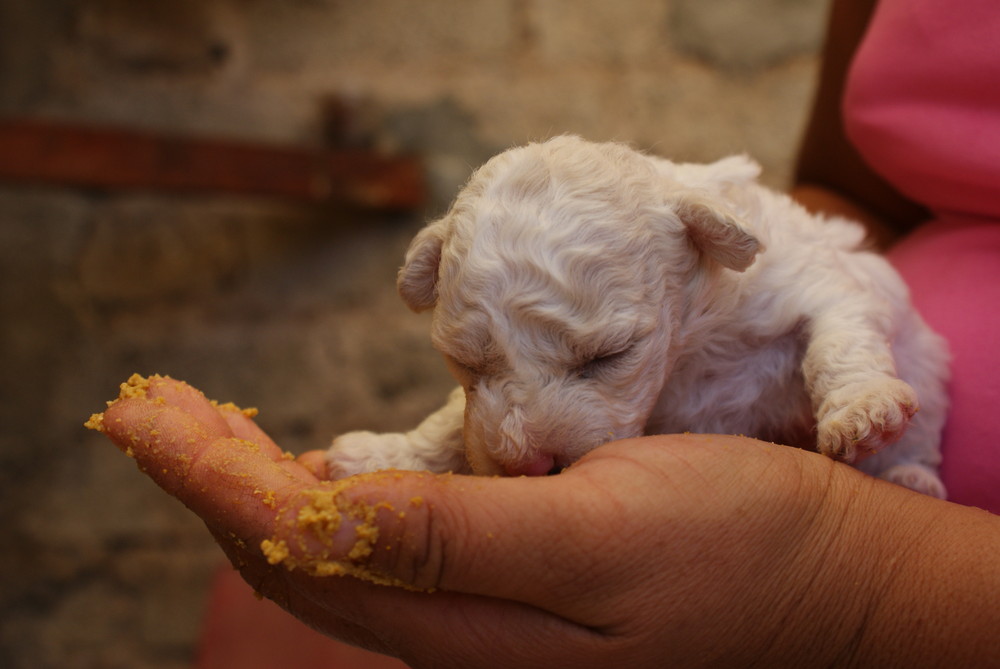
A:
774;459;1000;667
847;490;1000;666
750;457;892;666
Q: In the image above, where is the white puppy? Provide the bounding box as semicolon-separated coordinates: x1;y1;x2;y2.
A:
327;136;949;497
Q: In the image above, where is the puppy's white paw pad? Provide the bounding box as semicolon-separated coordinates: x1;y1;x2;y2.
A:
880;463;947;499
817;379;918;462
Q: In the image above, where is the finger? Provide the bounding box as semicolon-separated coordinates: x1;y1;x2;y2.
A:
101;396;305;530
296;450;332;479
141;375;280;459
106;375;317;484
142;374;235;438
98;382;388;572
209;400;279;453
207;395;319;485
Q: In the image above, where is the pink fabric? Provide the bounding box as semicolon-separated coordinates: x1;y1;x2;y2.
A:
844;0;1000;222
844;0;1000;512
890;221;1000;512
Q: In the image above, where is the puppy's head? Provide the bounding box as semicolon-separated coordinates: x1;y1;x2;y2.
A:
399;136;760;475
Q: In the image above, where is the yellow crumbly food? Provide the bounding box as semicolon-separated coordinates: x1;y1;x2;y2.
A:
85;374;151;433
83;412;105;432
211;399;260;419
85;373;259;434
257;489;277;509
261;538;290;565
118;373;152;399
259;479;420;590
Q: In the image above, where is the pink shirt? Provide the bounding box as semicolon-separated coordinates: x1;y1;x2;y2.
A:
844;0;1000;512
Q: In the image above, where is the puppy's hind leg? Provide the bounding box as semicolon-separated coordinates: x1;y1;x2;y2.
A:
855;402;947;498
855;316;949;499
857;420;947;499
326;387;468;477
879;463;947;499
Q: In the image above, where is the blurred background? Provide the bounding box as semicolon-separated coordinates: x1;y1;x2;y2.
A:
1;0;830;666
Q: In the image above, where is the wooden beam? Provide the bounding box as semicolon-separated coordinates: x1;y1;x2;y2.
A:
0;118;425;210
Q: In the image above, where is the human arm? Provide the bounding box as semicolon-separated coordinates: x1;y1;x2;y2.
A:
792;0;930;248
89;376;1000;668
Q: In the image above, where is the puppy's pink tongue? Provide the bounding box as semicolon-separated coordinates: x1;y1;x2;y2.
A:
504;454;556;477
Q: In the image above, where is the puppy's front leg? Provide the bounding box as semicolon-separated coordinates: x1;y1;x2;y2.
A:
325;387;468;477
803;304;918;463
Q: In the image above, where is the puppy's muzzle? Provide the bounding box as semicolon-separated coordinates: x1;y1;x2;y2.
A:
497;406;561;476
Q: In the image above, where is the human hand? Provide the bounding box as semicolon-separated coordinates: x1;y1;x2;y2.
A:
88;375;989;668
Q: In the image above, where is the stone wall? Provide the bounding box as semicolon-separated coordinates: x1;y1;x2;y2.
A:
0;1;830;666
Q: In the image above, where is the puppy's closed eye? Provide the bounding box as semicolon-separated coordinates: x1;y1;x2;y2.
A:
575;345;635;380
444;351;508;389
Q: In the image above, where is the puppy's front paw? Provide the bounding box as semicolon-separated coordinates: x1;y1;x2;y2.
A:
816;378;918;462
326;431;412;478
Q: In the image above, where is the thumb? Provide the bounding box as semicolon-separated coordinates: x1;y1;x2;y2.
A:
292;456;649;621
267;470;589;594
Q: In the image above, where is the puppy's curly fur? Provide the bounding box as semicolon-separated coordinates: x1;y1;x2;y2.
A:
327;136;949;497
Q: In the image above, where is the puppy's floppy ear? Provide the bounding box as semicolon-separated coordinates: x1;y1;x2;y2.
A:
397;218;448;312
676;194;761;272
